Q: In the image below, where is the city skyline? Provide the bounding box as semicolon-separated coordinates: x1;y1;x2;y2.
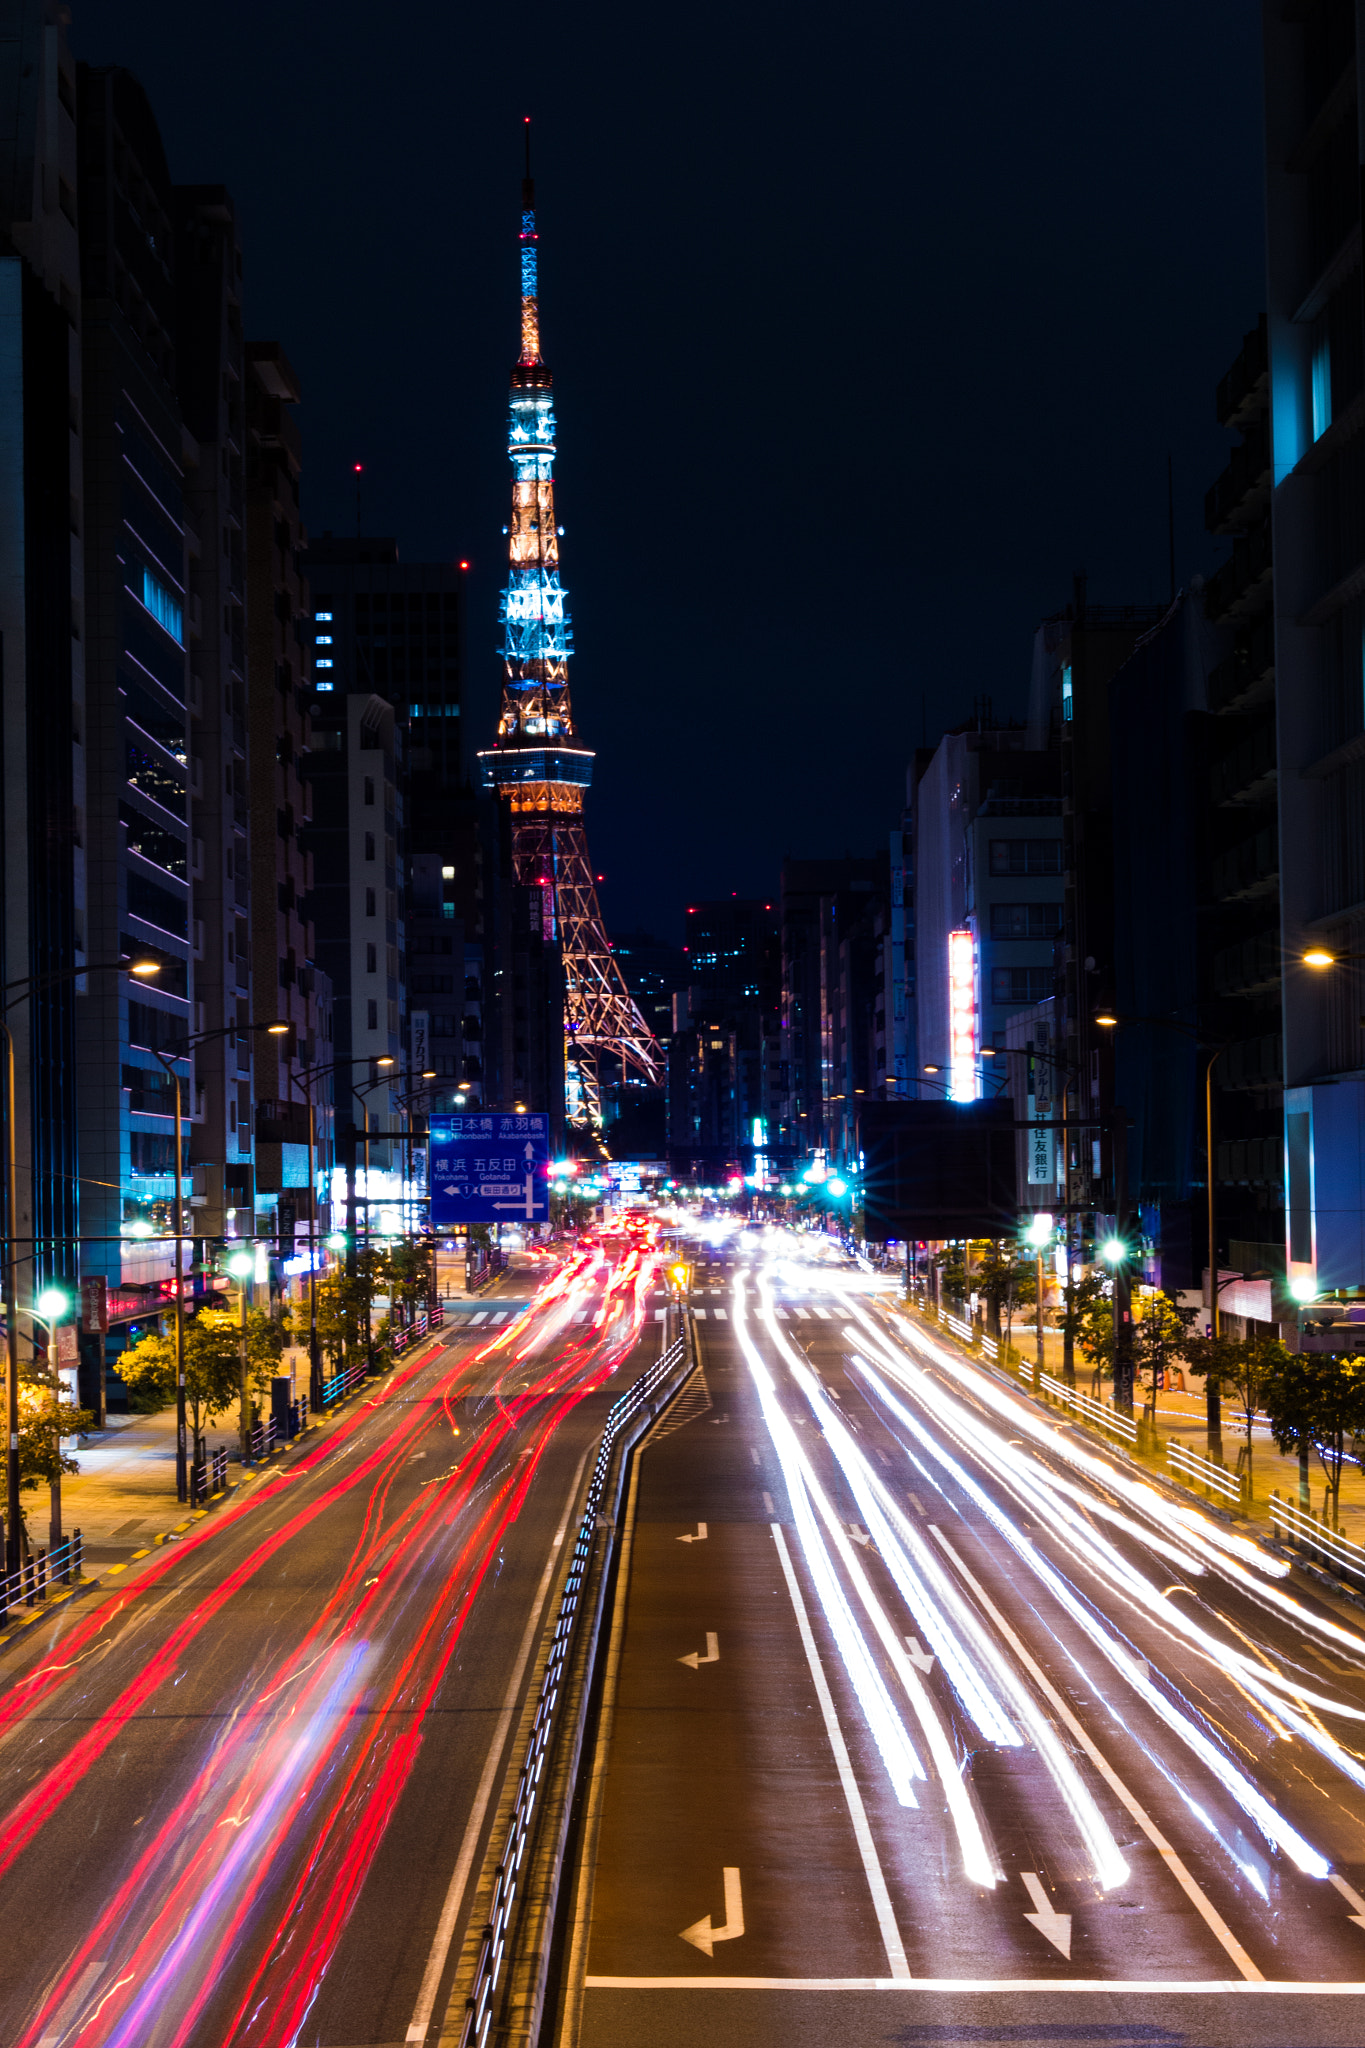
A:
68;0;1264;938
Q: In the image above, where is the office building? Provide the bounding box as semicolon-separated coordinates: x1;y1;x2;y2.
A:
778;858;887;1166
0;2;86;1342
76;63;196;1313
244;341;333;1259
1262;0;1365;1316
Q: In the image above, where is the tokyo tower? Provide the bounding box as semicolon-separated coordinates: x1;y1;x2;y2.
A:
479;133;662;1135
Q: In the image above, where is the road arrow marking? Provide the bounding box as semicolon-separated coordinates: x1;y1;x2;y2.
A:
677;1522;708;1543
1021;1872;1071;1957
849;1523;872;1547
679;1867;744;1957
1329;1872;1365;1930
679;1632;720;1670
904;1635;935;1675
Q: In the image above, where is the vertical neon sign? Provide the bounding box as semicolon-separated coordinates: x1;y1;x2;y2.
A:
948;928;978;1102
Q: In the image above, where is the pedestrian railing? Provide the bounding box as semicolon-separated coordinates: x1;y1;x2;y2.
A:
457;1332;691;2048
0;1529;84;1620
191;1445;231;1505
943;1311;974;1346
248;1416;279;1463
1168;1440;1242;1507
320;1357;372;1409
391;1304;443;1357
1270;1490;1365;1583
1039;1369;1139;1445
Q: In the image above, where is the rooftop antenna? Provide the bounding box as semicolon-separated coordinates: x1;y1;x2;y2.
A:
523;114;533;200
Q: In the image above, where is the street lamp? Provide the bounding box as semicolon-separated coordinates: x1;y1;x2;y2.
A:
227;1247;255;1463
1;956;160;1580
27;1287;72;1556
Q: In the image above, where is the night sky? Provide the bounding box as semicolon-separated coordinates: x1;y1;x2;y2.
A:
73;1;1264;940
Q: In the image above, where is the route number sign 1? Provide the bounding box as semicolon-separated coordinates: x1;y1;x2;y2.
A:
429;1112;550;1225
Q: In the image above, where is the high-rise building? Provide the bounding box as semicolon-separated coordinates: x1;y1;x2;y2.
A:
172;183;256;1239
0;2;87;1357
1262;0;1365;1311
779;857;887;1164
477;158;658;1134
301;536;469;1142
245;341;333;1270
76;65;195;1324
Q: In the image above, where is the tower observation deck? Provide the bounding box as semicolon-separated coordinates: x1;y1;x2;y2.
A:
478;138;662;1136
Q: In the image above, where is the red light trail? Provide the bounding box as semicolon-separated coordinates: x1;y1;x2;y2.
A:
2;1239;660;2048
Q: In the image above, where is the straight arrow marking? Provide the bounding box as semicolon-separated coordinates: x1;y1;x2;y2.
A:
677;1522;708;1543
1021;1872;1071;1958
904;1634;935;1675
680;1867;744;1957
1329;1872;1365;1930
679;1632;720;1671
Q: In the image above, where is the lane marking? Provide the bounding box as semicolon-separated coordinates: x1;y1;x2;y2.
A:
1329;1871;1365;1931
582;1976;1365;1992
405;1446;590;2048
762;1491;775;1516
677;1522;708;1544
903;1635;934;1675
929;1527;1263;1983
1021;1871;1071;1957
771;1522;911;1980
680;1866;744;1955
679;1632;719;1671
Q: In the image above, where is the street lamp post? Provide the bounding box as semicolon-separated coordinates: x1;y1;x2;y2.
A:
1095;1011;1226;1442
29;1288;72;1552
227;1247;255;1463
1;955;160;1576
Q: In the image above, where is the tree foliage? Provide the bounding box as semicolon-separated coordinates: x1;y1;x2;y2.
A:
1262;1349;1365;1521
1184;1332;1289;1485
116;1305;285;1457
17;1363;92;1499
1133;1290;1198;1421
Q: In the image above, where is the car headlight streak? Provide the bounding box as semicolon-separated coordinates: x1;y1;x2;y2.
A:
849;1343;1334;1879
755;1275;1131;1892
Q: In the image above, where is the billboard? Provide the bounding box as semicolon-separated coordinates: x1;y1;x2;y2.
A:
429;1111;550;1226
858;1099;1017;1242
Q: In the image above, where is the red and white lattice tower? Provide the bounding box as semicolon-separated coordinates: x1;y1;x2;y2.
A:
478;138;661;1135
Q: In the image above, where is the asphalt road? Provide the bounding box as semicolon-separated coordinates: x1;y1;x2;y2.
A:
0;1240;662;2048
567;1227;1365;2048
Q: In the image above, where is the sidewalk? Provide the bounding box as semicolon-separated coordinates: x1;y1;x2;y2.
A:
49;1409;240;1564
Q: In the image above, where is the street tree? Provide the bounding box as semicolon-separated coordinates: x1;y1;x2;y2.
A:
1184;1332;1288;1489
1262;1349;1365;1525
1132;1290;1198;1428
118;1310;243;1464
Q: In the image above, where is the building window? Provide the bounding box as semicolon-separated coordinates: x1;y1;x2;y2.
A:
141;568;184;645
991;967;1053;1005
366;942;377;972
367;999;378;1029
989;902;1064;940
1312;323;1332;443
316;634;334;646
1061;663;1073;722
315;610;333;622
365;887;376;915
363;776;375;804
364;832;375;860
315;658;334;670
989;839;1062;877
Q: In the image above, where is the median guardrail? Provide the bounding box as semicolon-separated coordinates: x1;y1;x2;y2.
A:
454;1324;693;2048
0;1529;84;1621
1271;1489;1365;1584
1168;1439;1243;1507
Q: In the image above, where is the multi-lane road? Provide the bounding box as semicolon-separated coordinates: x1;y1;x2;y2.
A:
0;1236;661;2048
562;1226;1365;2048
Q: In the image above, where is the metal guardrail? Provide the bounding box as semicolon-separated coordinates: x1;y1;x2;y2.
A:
1271;1490;1365;1582
457;1331;691;2048
391;1301;445;1357
321;1358;372;1409
1039;1369;1139;1444
190;1445;230;1505
0;1529;84;1621
1169;1440;1243;1506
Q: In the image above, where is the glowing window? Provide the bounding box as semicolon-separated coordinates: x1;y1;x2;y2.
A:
141;569;183;645
316;634;334;645
316;658;334;669
315;610;333;621
1061;663;1073;723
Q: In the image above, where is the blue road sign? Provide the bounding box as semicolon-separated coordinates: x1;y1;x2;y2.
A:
429;1112;550;1226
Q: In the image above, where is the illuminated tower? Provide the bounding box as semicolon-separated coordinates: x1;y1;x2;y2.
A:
479;136;661;1135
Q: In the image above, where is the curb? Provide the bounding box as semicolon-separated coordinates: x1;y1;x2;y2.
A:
0;1325;453;1654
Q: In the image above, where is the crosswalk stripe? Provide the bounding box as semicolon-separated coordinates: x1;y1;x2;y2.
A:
794;1306;812;1319
654;1309;666;1321
694;1308;708;1319
468;1311;488;1325
713;1308;728;1320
